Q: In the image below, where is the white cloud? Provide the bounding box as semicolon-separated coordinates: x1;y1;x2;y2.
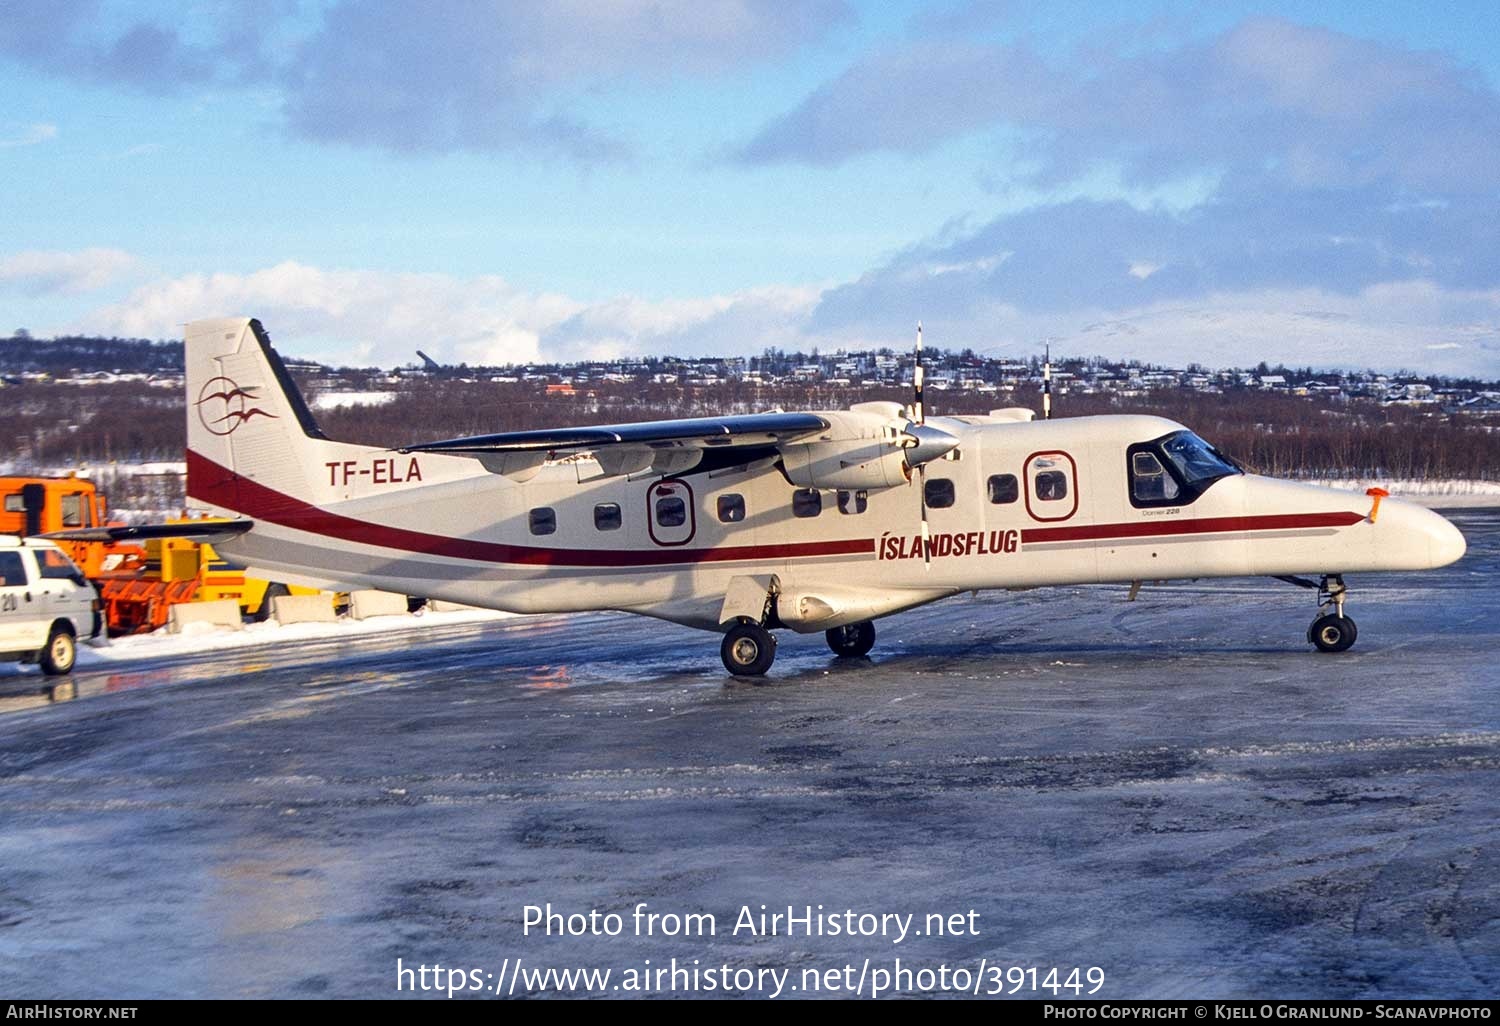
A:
739;17;1500;194
278;0;850;158
0;122;57;147
68;260;1500;376
0;248;137;295
81;261;821;366
898;282;1500;376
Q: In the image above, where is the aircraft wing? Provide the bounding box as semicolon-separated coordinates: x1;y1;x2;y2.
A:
400;412;829;454
399;412;831;479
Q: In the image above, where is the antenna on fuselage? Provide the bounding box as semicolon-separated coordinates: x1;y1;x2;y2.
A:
1042;344;1053;420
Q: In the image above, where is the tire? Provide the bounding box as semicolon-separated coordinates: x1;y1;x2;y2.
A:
1309;614;1357;653
721;622;776;676
825;620;876;658
254;583;290;623
40;627;76;676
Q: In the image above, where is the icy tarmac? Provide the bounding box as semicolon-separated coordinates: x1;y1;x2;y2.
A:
1;509;1496;999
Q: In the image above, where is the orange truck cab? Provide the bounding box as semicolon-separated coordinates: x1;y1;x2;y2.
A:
0;475;143;577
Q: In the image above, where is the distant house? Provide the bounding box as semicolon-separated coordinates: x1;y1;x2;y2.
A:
1449;394;1500;415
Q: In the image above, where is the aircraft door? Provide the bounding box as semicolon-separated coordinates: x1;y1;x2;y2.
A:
1023;450;1078;522
648;479;696;546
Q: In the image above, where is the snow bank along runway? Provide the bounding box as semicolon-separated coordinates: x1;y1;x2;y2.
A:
0;509;1496;998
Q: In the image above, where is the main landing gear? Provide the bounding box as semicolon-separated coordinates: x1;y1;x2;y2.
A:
721;621;777;676
825;620;876;658
1279;574;1357;653
718;619;879;676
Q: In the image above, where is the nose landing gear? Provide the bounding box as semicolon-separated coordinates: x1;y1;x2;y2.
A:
1277;573;1358;652
1305;574;1357;653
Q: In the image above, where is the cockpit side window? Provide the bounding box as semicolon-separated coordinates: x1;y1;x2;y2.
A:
1127;430;1239;509
1131;451;1180;503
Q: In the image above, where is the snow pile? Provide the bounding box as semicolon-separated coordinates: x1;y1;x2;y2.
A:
1309;478;1500;508
311;391;397;410
2;604;516;678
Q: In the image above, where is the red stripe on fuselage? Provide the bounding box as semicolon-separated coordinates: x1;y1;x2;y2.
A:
186;451;1364;568
185;450;873;568
1021;510;1365;545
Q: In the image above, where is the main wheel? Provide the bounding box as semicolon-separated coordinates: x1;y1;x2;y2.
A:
1309;614;1357;653
825;620;876;658
40;627;76;676
721;622;776;676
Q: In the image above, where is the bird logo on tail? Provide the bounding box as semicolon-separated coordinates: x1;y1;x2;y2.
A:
195;376;279;436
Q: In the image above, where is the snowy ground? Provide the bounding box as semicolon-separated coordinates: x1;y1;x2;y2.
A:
0;605;515;680
0;509;1495;999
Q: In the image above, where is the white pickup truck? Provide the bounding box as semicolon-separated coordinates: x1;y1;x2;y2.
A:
0;536;100;675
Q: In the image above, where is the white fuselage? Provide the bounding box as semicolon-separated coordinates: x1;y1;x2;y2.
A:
191;412;1466;633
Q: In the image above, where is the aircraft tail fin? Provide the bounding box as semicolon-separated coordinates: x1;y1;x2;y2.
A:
184;317;339;514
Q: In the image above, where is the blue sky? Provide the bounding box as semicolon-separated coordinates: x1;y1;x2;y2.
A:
2;0;1499;375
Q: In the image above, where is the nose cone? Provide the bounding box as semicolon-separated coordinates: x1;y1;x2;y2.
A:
1426;508;1467;568
1383;499;1467;569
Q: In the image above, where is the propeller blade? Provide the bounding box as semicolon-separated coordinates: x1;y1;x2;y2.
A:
917;464;931;569
911;323;934;568
913;322;925;425
1042;343;1052;421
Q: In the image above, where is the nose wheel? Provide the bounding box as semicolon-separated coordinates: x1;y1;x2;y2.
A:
1309;613;1357;652
1306;574;1357;653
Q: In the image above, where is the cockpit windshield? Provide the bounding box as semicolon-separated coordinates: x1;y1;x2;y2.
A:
1158;431;1241;486
1128;430;1241;508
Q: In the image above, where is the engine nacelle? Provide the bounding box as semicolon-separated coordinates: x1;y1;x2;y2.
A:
781;440;910;490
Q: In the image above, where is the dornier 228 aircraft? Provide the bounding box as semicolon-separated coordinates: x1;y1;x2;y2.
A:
87;317;1467;677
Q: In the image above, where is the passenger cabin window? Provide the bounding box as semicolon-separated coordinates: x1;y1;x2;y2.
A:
3;494;22;513
528;507;556;535
0;551;26;586
792;489;822;518
924;478;956;509
717;494;746;523
1034;470;1068;502
655;496;687;528
593;503;622;531
987;474;1018;504
1130;451;1180;503
837;489;867;515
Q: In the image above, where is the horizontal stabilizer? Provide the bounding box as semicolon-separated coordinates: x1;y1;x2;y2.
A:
40;520;255;544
